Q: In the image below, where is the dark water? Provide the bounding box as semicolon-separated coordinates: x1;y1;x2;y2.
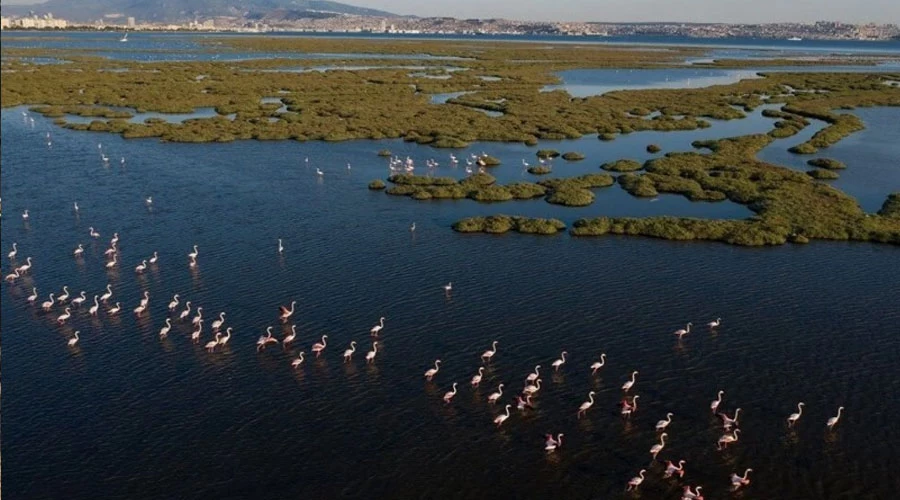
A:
2;99;899;500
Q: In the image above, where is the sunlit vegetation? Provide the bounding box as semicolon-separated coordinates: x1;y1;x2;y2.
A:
452;215;566;235
879;193;900;217
368;179;386;190
807;157;846;170
646;144;661;153
536;149;560;158
3;39;899;245
601;159;643;172
377;149;392;157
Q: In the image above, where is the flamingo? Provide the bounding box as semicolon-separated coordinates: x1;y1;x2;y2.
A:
577;391;596;418
134;303;147;316
424;359;441;380
710;390;724;414
656;412;674;431
8;243;17;259
138;291;150;309
179;301;192;321
145;196;153;205
622;370;639;392
27;287;39;304
545;433;563;452
665;460;686;479
218;328;233;346
168;294;180;311
551;351;567;371
188;245;199;260
481;341;499;362
409;222;416;232
205;332;222;352
370;317;385;336
487;383;505;403
719;408;741;430
366;342;379;363
57;286;71;303
110;233;119;246
284;325;297;345
827;406;844;430
41;293;56;311
105;254;117;269
191;320;203;343
471;367;485;387
517;395;534;411
443;383;459;403
622;395;640;418
730;468;752;491
192;307;203;327
159;318;172;338
73;244;84;257
108;302;122;315
523;379;542;395
89;227;100;238
291;351;306;368
590;354;607;375
443;282;452;293
682;486;703;500
626;470;647;491
278;239;284;254
674;322;692;339
708;317;722;328
67;331;81;347
787;402;805;426
89;295;99;316
71;291;87;306
316;168;324;176
73;201;79;213
57;307;72;324
149;251;158;264
15;257;33;274
311;335;328;357
650;433;668;459
5;269;21;282
526;365;541;383
135;260;148;273
22;209;29;220
717;429;741;450
104;243;117;257
211;312;226;331
343;341;357;362
279;300;296;323
494;405;511;427
189;255;198;268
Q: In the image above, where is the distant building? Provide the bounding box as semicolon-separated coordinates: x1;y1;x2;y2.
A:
127;17;135;28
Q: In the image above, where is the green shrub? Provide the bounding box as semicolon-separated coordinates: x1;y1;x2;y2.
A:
599;133;617;141
536;149;560;158
879;193;900;217
468;185;514;202
807;169;839;180
561;151;585;161
601;159;643;172
368;179;386;190
806;158;846;170
460;172;497;186
452;215;565;235
546;187;595;206
618;173;659;197
478;154;502;166
377;149;392;157
789;143;818;154
527;165;552;175
646;144;661;153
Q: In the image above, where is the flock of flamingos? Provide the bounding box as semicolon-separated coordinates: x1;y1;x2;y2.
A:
4;119;847;498
5;215;847;499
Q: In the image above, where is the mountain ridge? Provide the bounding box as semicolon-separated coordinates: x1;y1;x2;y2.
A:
1;0;397;23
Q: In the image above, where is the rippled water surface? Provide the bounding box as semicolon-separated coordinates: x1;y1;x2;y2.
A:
2;81;900;500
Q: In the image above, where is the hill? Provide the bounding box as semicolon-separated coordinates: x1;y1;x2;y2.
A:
1;0;397;23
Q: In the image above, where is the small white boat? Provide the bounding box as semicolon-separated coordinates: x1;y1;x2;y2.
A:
788;37;802;41
120;32;128;42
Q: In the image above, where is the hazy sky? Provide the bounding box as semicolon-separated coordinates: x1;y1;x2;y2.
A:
2;0;898;24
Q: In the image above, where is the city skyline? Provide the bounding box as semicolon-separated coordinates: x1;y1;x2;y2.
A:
1;0;898;24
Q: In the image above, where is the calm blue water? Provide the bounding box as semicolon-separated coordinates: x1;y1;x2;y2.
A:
3;35;900;500
757;107;900;212
3;31;899;63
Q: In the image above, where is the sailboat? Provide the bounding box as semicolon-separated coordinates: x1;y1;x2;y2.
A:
120;31;128;42
787;36;802;41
